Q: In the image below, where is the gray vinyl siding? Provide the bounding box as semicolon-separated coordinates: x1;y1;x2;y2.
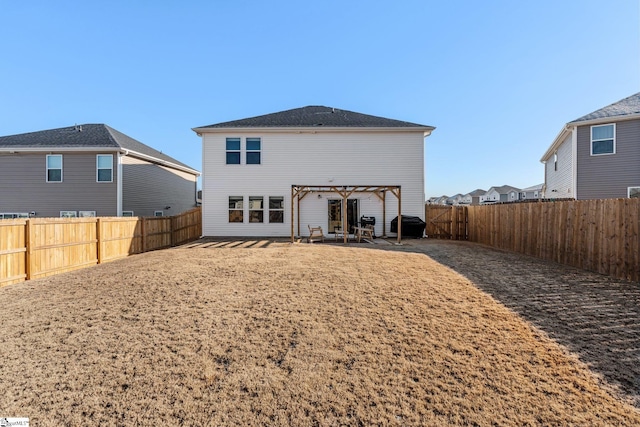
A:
0;152;117;217
121;156;197;217
576;119;640;199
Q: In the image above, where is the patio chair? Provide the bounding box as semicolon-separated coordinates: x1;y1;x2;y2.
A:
307;225;325;243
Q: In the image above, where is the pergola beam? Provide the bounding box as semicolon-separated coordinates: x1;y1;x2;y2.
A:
290;185;402;244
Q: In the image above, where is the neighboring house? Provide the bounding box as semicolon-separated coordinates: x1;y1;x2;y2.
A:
460;189;486;205
520;183;543;201
0;124;200;218
541;92;640;199
481;185;521;204
434;195;449;205
446;193;463;205
193;106;435;237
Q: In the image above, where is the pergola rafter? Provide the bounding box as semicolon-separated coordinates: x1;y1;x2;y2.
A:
290;185;402;244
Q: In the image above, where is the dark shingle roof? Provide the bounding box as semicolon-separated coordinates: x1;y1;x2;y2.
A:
196;106;434;129
571;92;640;123
0;124;197;173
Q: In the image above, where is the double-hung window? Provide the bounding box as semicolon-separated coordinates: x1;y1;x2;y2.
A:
269;197;284;223
249;196;264;223
229;196;244;222
46;154;63;182
246;138;261;164
591;124;615;155
97;154;113;182
226;138;241;164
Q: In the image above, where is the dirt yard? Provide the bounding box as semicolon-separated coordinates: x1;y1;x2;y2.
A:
1;240;639;426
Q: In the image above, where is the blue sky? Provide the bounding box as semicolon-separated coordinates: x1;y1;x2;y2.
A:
1;1;638;197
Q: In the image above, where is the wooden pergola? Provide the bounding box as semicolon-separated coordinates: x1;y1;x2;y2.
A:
290;185;402;244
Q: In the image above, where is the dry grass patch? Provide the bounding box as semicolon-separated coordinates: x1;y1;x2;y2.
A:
1;244;638;426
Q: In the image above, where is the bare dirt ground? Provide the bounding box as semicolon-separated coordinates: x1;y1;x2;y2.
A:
1;239;639;426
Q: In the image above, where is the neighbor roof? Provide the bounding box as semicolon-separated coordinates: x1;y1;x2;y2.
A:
194;106;434;130
570;92;640;123
488;185;521;194
0;124;198;174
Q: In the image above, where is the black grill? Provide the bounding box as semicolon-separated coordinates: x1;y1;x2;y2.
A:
390;215;426;238
360;216;376;237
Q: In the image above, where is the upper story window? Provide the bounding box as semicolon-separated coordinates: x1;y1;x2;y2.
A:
591;124;615;155
553;151;558;171
226;138;241;164
246;138;261;164
629;187;640;198
60;211;77;218
46;154;62;182
154;211;164;217
97;154;113;182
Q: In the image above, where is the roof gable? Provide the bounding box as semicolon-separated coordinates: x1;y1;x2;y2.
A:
195;106;434;130
571;92;640;123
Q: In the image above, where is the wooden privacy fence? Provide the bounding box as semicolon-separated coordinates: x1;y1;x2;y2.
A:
0;207;202;287
426;199;640;282
425;204;468;240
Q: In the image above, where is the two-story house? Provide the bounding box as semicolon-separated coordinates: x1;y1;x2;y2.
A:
193;106;435;239
541;92;640;199
460;189;486;205
481;185;521;204
0;124;200;218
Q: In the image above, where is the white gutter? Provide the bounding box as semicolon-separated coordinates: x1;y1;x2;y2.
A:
123;148;200;176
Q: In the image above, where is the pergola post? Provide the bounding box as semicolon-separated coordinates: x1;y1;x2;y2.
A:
290;186;295;243
397;187;402;244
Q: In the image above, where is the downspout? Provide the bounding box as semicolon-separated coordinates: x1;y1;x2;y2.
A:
117;150;127;216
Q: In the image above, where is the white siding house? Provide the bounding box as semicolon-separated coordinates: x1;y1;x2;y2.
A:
541;92;640;200
193;106;435;238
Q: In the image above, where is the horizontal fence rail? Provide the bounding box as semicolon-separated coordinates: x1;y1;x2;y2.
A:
426;199;640;282
0;208;202;287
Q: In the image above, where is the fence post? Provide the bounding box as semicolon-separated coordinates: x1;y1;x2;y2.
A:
171;215;177;247
25;219;32;280
96;218;102;264
141;218;146;253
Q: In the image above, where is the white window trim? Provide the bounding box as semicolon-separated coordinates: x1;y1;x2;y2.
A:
590;123;616;156
122;211;134;217
268;196;285;224
154;211;164;217
96;154;114;183
248;196;264;223
226;137;242;165
46;154;63;183
228;196;244;223
246;137;262;165
60;211;77;218
628;186;640;198
0;212;29;219
79;211;96;217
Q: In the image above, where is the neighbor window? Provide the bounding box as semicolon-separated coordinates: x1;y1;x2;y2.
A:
226;138;241;164
154;211;164;217
60;211;77;218
122;211;134;217
249;196;264;223
591;124;615;155
553;151;558;171
0;213;28;219
229;196;243;222
629;187;640;198
246;138;261;164
46;154;63;182
269;196;284;223
97;154;113;182
79;211;96;217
